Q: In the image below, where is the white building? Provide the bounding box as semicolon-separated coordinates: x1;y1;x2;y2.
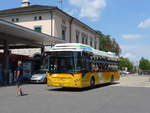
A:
0;1;101;56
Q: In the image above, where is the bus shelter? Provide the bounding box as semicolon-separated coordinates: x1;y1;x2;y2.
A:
0;19;64;85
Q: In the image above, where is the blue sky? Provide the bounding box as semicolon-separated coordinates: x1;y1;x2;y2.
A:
0;0;150;62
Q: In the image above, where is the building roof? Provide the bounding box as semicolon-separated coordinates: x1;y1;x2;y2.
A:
0;5;57;15
0;5;101;37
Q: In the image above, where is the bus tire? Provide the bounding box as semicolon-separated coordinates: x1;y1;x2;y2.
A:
90;77;95;88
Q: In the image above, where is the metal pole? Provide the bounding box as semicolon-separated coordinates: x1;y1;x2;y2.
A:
41;46;45;54
57;0;63;9
3;40;9;85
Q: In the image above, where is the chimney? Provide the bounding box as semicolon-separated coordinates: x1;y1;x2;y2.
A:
21;0;30;7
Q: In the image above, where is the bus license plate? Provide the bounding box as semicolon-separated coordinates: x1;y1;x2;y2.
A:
59;83;64;86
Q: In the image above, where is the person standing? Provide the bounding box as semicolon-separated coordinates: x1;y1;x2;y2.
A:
15;61;23;96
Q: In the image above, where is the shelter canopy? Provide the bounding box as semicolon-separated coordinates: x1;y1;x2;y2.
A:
0;19;64;49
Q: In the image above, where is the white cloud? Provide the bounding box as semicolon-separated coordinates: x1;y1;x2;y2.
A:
122;52;138;59
120;45;150;61
120;46;140;62
121;45;138;50
122;34;143;39
68;0;106;21
138;17;150;28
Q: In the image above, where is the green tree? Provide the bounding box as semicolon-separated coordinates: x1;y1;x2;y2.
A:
139;57;150;70
96;30;121;56
112;38;121;56
119;57;133;71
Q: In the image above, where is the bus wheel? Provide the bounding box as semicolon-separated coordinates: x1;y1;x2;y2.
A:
90;77;95;88
110;75;114;84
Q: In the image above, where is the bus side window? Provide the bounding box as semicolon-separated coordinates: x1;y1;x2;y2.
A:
85;59;89;71
104;64;107;72
85;57;91;72
102;63;105;72
91;62;94;72
98;63;101;72
95;63;99;72
106;64;109;72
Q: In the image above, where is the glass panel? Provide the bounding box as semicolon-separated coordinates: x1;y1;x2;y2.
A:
48;51;82;73
49;57;74;73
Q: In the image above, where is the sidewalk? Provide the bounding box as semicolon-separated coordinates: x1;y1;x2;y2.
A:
116;74;150;87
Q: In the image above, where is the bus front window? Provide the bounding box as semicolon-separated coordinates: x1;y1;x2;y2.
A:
49;57;75;73
48;51;81;73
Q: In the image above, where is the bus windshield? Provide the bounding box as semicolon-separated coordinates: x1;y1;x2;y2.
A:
48;51;82;73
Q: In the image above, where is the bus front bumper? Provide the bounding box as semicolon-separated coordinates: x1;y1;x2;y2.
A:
47;78;82;88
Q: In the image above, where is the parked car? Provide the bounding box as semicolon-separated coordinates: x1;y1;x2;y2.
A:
30;69;48;83
120;71;130;75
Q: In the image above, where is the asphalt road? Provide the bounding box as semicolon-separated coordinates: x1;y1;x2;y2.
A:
0;80;150;113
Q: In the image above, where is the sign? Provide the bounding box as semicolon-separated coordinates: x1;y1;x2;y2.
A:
23;62;32;79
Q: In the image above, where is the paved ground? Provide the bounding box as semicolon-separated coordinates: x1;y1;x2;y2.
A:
115;74;150;87
0;74;150;113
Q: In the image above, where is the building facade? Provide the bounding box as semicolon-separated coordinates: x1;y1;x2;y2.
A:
0;4;101;56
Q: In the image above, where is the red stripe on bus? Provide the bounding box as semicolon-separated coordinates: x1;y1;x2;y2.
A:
48;73;82;74
48;72;118;75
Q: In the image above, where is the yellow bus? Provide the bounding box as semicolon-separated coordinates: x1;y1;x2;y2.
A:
45;43;120;88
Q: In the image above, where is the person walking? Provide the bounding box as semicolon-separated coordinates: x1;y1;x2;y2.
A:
15;61;24;96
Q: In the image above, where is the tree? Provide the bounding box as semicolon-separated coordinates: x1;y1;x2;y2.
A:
96;30;121;56
139;57;150;70
119;57;133;71
111;38;121;56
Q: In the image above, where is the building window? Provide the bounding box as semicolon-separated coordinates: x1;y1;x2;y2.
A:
34;16;37;20
16;18;19;22
34;26;42;33
12;18;19;22
34;16;42;21
39;16;42;20
82;33;85;44
76;30;80;43
85;35;88;45
95;37;97;49
90;37;93;46
62;29;66;40
84;37;86;44
82;37;84;44
62;25;66;40
12;18;14;22
95;41;97;49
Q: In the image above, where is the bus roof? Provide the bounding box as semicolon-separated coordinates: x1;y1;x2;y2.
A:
51;43;93;51
49;43;118;60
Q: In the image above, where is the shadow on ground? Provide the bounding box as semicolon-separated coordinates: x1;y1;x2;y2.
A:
47;82;119;92
20;93;29;96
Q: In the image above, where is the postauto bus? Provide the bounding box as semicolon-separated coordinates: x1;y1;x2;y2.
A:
45;43;120;88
